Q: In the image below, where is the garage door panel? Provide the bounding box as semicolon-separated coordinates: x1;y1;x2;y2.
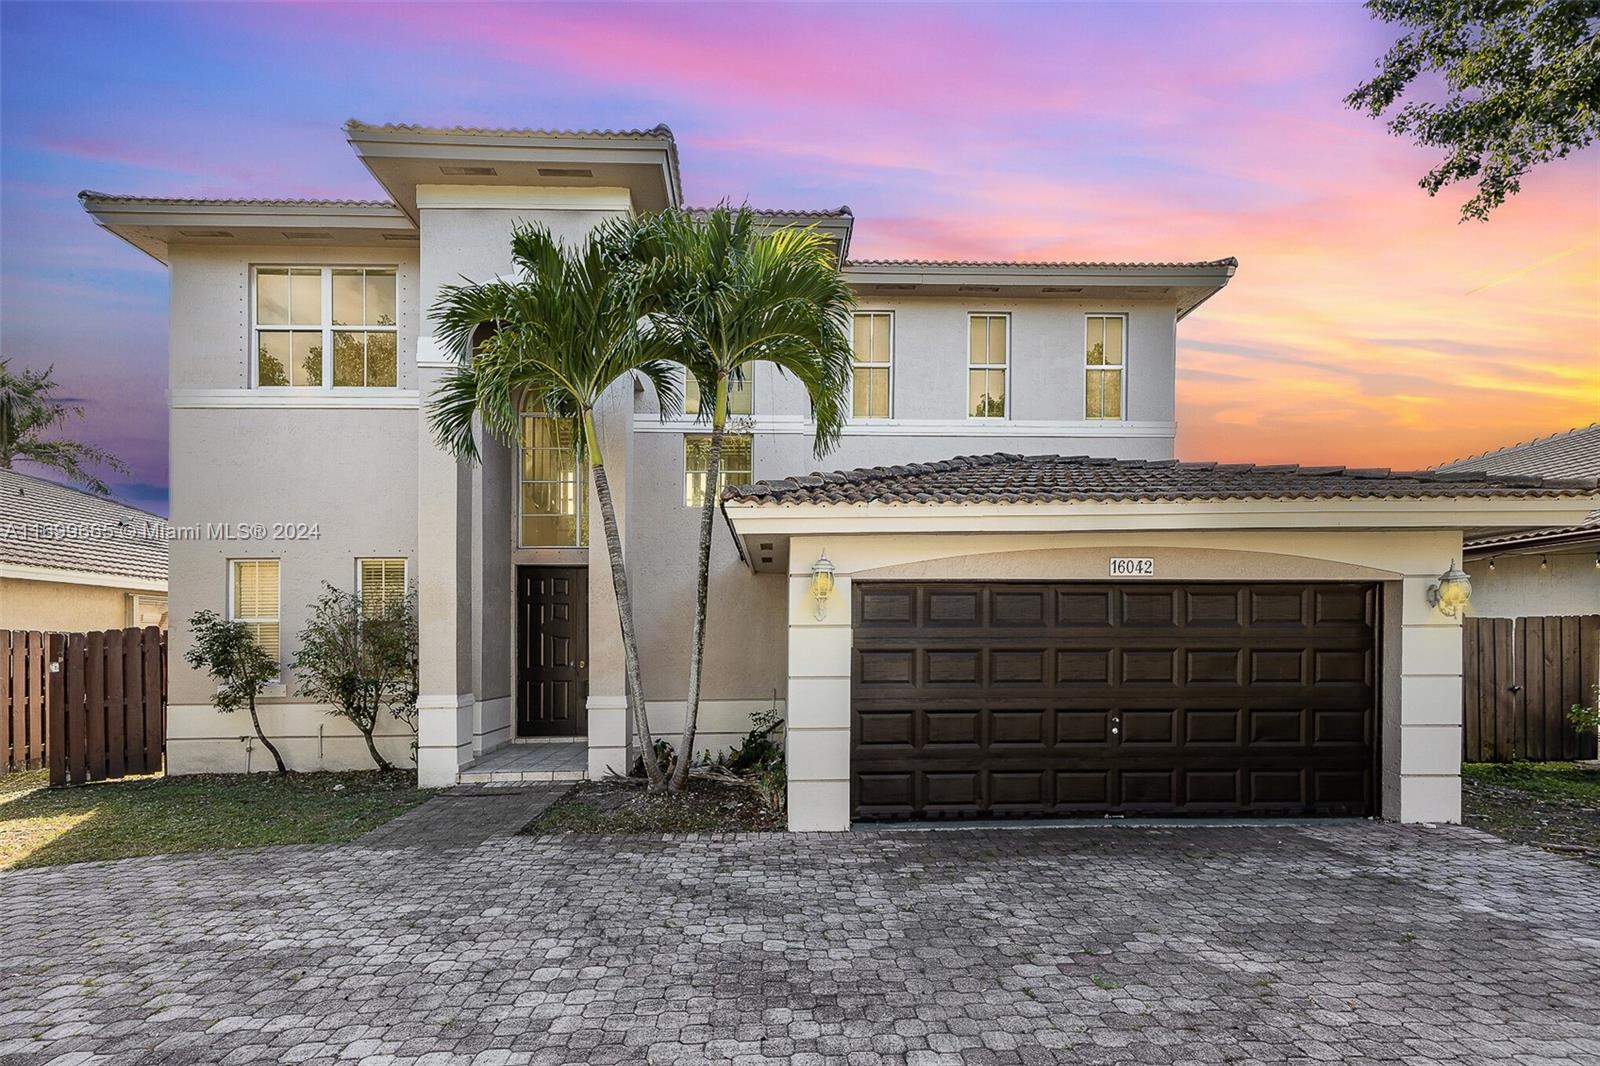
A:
1057;589;1113;625
852;581;1379;820
992;588;1048;626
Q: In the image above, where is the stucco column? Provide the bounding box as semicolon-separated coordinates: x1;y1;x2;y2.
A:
415;362;476;787
586;378;636;779
1388;548;1467;824
786;536;853;831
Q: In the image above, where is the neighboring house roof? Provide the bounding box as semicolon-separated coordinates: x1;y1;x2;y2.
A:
1435;425;1600;554
722;452;1600;507
1437;424;1600;479
0;469;170;584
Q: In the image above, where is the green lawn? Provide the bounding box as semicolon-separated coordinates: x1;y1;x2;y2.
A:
1462;762;1600;805
0;769;432;871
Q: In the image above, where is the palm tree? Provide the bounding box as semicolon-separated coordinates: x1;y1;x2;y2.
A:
428;218;681;790
0;359;128;495
634;206;855;791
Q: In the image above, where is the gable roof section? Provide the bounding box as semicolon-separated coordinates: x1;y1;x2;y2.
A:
0;469;169;584
1436;424;1600;479
722;452;1600;507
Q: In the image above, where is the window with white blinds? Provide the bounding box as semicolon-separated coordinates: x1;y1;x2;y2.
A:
230;560;281;664
358;558;408;616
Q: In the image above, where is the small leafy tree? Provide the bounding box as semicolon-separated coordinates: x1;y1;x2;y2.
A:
184;609;287;774
291;584;418;772
1347;0;1600;221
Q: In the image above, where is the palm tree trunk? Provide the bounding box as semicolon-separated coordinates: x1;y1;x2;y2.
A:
247;692;289;774
671;376;725;791
584;409;666;790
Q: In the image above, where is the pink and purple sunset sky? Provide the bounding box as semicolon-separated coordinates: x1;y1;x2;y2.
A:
2;1;1596;514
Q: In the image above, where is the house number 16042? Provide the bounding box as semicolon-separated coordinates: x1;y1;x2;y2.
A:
1109;557;1155;577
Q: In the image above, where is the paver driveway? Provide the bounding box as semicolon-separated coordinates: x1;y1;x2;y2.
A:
2;822;1597;1065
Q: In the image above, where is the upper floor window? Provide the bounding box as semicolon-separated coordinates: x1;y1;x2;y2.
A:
357;558;408;616
683;371;752;418
684;434;753;507
967;313;1009;418
254;267;397;388
1085;314;1126;420
852;312;893;419
520;399;589;547
230;559;281;669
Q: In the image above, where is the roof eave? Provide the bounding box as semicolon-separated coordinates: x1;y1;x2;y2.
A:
345;121;683;222
79;195;415;265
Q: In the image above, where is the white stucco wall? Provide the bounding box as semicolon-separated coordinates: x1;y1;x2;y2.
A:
778;530;1467;831
1464;550;1600;619
164;243;423;774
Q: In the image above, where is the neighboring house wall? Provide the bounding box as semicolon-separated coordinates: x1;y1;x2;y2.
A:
1464;550;1600;618
0;578;140;632
164;244;422;772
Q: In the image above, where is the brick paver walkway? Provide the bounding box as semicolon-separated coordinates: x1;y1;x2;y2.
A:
357;784;571;849
2;822;1597;1065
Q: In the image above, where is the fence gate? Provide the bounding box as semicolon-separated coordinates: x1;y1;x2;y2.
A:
1463;615;1600;763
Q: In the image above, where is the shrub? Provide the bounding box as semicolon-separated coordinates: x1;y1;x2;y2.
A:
1569;684;1600;739
291;584;418;772
184;610;287;774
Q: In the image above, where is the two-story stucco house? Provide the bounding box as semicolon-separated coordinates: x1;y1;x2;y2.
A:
80;121;1599;830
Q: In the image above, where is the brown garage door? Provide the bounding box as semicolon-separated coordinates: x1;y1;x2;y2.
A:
851;581;1379;820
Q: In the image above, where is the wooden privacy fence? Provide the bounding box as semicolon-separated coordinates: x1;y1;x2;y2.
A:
1464;615;1600;763
2;631;49;771
0;627;167;785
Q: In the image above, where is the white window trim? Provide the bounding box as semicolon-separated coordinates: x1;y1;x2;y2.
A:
683;433;754;508
128;593;168;628
680;365;754;419
851;310;895;420
250;265;399;390
966;311;1011;420
355;557;408;605
228;558;282;679
1084;312;1129;421
517;404;589;548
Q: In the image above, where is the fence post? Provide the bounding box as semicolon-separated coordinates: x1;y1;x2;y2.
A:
47;633;66;786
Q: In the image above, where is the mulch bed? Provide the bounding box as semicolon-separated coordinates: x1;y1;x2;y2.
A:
523;776;784;834
1463;776;1600;867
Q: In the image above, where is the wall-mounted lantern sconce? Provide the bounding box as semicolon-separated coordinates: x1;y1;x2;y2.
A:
1425;560;1472;617
810;551;836;620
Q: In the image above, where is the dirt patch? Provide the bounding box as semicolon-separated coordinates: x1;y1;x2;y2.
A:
523;777;784;834
1463;767;1600;867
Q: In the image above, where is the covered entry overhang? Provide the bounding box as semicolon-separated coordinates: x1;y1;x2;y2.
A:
721;455;1600;831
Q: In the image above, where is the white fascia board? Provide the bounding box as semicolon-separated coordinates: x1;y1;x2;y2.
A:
414;185;634;211
723;496;1600;537
0;563;167;593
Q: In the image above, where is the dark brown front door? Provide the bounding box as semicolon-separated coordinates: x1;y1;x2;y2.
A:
517;566;589;737
851;581;1379;821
